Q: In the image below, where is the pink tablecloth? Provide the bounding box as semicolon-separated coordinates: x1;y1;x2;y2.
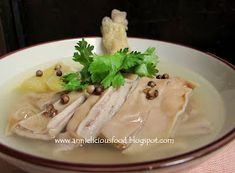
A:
0;140;234;173
188;140;235;173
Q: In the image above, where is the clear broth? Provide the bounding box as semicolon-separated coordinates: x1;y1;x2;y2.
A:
0;59;225;164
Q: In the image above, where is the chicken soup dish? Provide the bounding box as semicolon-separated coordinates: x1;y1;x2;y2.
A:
3;9;224;163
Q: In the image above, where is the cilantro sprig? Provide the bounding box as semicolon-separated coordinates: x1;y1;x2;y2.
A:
61;72;87;90
61;39;159;90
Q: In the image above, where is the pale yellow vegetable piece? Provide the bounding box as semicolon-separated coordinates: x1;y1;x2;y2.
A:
20;63;71;93
20;77;49;92
46;75;64;91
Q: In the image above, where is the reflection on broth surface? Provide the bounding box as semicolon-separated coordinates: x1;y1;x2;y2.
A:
0;59;225;164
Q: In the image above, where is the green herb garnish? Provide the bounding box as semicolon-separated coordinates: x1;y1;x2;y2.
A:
61;72;87;90
61;39;159;90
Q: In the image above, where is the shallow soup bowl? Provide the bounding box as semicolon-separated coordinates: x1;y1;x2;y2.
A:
0;37;234;173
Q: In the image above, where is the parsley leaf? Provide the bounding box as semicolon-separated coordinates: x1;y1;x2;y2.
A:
88;53;125;88
100;72;125;88
112;72;125;87
122;50;143;70
134;47;159;77
61;73;87;90
73;38;94;66
72;38;94;82
61;39;159;90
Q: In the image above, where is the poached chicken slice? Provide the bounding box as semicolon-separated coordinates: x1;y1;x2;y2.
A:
101;77;196;153
67;76;139;141
7;91;88;140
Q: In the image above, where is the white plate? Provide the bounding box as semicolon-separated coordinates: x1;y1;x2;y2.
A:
0;37;234;173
